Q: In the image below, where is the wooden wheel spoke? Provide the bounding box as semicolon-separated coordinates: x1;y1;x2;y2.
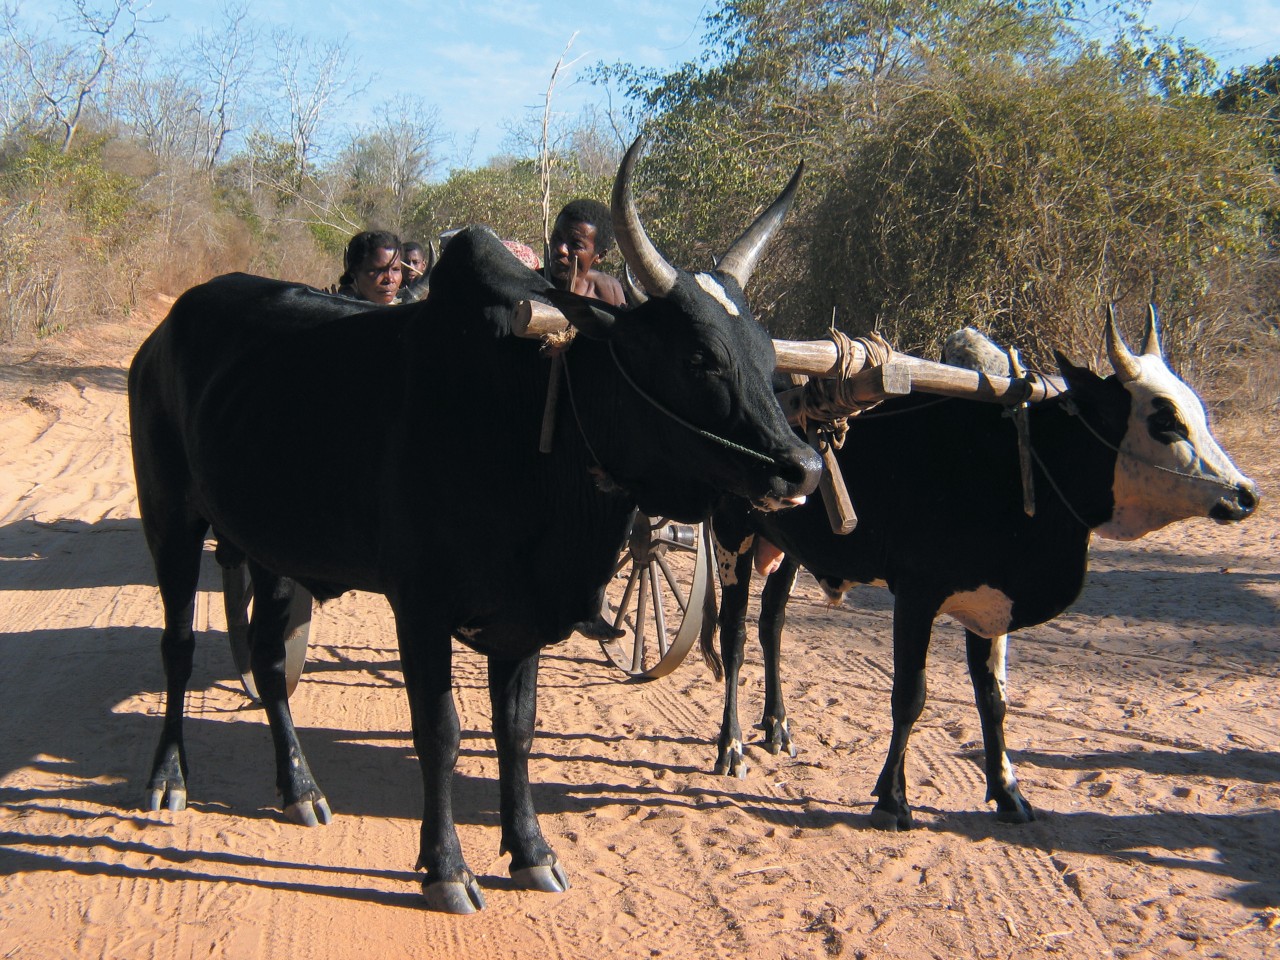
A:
597;515;715;680
649;560;669;657
632;567;650;670
655;554;690;614
612;564;643;630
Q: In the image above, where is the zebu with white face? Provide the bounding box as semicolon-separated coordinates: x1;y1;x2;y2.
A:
707;308;1258;831
1099;306;1256;540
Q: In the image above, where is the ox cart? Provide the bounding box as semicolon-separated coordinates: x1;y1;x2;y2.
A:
220;308;1058;693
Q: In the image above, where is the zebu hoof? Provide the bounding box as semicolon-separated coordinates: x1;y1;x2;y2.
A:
713;741;748;779
512;860;570;893
422;878;486;914
996;799;1036;824
762;719;797;759
573;616;625;641
869;805;913;832
285;796;332;826
145;785;187;813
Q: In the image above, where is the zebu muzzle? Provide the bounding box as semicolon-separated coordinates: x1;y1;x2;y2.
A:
1210;480;1259;523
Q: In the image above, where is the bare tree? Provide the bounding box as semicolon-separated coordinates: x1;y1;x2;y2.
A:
538;35;580;250
269;27;360;178
2;0;154;152
353;94;443;226
569;102;625;180
115;61;204;163
187;1;258;170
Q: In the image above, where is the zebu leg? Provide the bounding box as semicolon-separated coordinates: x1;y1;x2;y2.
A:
393;603;482;914
759;556;799;758
965;630;1034;823
143;515;207;813
712;534;755;778
488;653;569;894
245;561;330;826
870;586;939;831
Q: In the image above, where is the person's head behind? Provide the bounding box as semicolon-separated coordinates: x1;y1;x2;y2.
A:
549;199;615;287
400;242;428;288
341;230;402;305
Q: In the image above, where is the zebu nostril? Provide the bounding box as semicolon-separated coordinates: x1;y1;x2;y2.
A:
782;444;822;498
1210;480;1259;523
1239;481;1259;515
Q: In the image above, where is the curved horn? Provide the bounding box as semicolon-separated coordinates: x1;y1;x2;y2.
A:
621;264;648;306
1141;303;1163;357
715;161;805;289
1106;304;1142;382
612;136;678;298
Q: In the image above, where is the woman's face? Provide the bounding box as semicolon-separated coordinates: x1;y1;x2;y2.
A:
354;247;403;304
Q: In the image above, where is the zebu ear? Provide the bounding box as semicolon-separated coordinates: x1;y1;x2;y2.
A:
1055;349;1102;390
1141;303;1163;358
541;286;622;340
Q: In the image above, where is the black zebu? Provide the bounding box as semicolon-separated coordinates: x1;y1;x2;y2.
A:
708;312;1258;830
127;139;821;913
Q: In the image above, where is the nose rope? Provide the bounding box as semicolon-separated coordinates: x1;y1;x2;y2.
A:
607;341;781;467
1027;446;1093;529
1062;398;1242;493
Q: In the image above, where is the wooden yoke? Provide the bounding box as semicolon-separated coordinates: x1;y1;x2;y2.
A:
513;300;1059;534
514;300;1056;407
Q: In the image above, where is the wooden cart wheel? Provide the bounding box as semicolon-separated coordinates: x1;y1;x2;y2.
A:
597;511;716;680
223;562;312;702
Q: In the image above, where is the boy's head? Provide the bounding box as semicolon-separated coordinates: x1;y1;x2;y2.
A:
555;199;614;256
400;241;428;286
549;198;615;287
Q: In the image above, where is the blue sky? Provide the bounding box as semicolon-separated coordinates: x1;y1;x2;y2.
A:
148;0;714;172
195;0;1279;171
47;0;1280;172
1147;0;1280;68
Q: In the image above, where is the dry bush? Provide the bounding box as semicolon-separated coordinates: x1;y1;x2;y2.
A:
801;57;1280;375
0;133;338;344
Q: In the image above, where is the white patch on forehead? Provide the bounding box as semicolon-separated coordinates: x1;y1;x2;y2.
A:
1100;354;1252;540
940;585;1013;639
714;534;753;587
695;273;740;316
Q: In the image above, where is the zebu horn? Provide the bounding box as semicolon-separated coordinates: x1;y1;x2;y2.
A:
612;137;678;298
1142;303;1163;357
716;161;805;290
1105;304;1142;382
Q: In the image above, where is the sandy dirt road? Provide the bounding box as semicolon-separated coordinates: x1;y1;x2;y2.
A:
0;304;1277;959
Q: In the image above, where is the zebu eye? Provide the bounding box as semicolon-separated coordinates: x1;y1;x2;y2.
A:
1148;397;1189;444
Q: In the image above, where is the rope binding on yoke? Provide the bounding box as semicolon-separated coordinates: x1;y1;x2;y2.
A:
791;329;896;449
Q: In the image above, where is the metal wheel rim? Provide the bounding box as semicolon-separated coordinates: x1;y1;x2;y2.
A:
597;513;715;679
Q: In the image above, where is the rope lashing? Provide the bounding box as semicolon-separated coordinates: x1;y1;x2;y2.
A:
792;329;896;448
